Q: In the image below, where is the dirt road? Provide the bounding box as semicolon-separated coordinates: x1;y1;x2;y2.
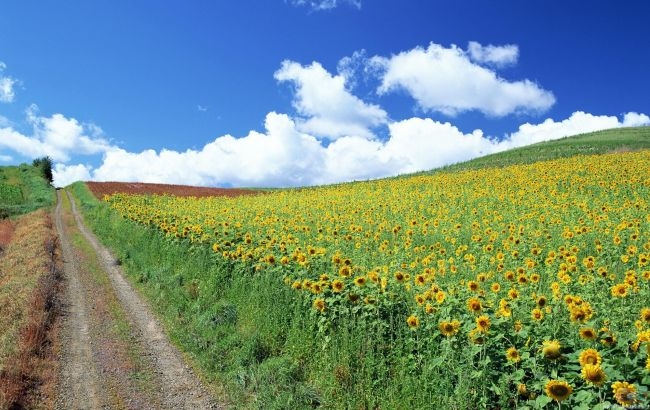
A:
54;189;221;409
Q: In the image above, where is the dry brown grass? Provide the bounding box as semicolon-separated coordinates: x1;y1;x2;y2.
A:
0;220;14;253
0;210;62;410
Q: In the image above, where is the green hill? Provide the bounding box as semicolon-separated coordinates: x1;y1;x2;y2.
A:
0;162;55;218
436;126;650;173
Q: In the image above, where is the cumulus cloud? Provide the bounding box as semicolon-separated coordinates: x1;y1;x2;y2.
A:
0;62;18;103
274;60;387;139
50;109;648;188
288;0;361;11
467;41;519;67
0;105;114;163
53;163;93;186
371;42;555;117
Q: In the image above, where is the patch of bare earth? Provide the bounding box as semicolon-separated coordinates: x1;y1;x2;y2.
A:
86;181;261;199
54;190;222;409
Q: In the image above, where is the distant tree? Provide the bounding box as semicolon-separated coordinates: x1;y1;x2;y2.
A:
32;156;53;184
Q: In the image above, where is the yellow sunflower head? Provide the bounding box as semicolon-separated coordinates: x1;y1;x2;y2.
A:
544;379;572;402
579;327;597;340
506;347;521;363
476;315;491;333
579;348;602;367
611;381;637;406
406;315;420;329
581;364;606;387
542;340;562;360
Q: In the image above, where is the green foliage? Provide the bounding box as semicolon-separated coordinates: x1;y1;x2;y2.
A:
0;164;55;217
32;156;53;184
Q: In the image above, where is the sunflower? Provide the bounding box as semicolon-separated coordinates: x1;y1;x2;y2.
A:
354;276;366;287
291;280;302;290
508;288;519;300
514;320;523;333
313;298;326;312
467;280;480;292
435;290;446;304
531;308;544;321
339;265;352;277
490;282;501;293
611;283;629;297
611;381;637;406
579;327;597;340
394;271;406;282
331;279;345;293
517;383;529;398
578;348;602;367
581;364;606;386
542;340;562;360
414;294;426;305
506;347;521;363
407;315;420;329
476;315;491;333
640;307;650;323
536;295;548;308
466;297;482;313
544;380;572;402
439;320;460;337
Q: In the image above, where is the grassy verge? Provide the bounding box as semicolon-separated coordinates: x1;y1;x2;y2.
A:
0;164;55;218
0;209;61;409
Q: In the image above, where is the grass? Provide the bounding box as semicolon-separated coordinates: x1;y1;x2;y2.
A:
0;209;61;409
0;163;55;218
68;126;650;409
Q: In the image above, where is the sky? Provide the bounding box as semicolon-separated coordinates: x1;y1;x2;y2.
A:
1;0;649;188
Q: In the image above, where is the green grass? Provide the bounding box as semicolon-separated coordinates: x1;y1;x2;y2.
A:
0;163;55;217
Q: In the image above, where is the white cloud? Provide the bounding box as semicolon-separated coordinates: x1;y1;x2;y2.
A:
467;41;519;67
274;60;387;139
52;163;93;187
288;0;361;11
0;154;13;162
53;109;647;189
372;42;555;117
0;62;17;103
0;105;114;162
91;112;327;187
622;112;650;127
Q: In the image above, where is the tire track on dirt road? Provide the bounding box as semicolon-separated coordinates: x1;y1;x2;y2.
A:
54;190;105;409
54;189;222;409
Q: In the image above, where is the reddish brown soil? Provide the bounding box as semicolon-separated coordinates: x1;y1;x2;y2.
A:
0;219;15;248
86;181;261;199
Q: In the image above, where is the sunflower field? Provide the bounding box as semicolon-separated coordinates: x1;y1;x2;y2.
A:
103;150;650;409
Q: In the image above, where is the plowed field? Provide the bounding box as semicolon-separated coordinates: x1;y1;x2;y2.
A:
86;181;260;199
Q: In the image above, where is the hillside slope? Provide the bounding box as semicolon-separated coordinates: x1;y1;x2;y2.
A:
0;163;55;217
436;125;650;173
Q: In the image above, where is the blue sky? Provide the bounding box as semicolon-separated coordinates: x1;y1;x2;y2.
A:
1;0;648;187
